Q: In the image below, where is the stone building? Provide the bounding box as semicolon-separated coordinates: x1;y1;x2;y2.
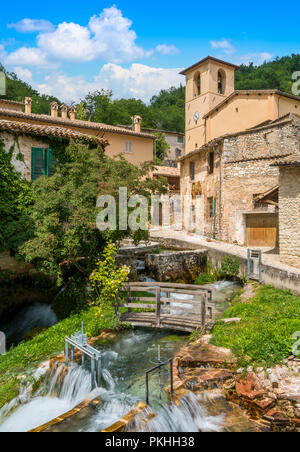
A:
179;114;300;251
179;55;300;258
272;151;300;268
0;99;155;169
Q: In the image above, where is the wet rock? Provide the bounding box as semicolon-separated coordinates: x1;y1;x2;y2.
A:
236;372;266;400
177;343;237;369
182;368;234;392
253;398;275;411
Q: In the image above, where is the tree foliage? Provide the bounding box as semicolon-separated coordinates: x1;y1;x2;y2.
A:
89;241;130;310
1;54;299;133
0;64;61;115
19;141;167;286
0;138;34;253
153;131;170;165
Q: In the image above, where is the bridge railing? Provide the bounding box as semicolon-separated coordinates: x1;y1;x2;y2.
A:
115;282;214;328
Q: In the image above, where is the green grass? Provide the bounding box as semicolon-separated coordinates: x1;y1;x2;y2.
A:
210;285;300;368
0;305;119;409
194;273;217;285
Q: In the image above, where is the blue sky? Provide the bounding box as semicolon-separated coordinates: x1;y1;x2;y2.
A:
1;1;299;102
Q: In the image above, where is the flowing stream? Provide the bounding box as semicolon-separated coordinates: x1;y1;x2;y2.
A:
0;281;243;433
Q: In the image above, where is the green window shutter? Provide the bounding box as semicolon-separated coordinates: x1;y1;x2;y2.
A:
31;148;45;181
46;149;56;177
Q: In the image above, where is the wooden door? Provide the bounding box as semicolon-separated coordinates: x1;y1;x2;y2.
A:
246;214;278;247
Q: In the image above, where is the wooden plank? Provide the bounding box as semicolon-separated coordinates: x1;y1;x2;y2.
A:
156;287;161;328
156;288;209;296
125;282;211;291
126;297;156;302
119;303;156;310
160;306;201;315
160;297;202;305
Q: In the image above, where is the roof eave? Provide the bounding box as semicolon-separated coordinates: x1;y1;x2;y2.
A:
180;56;240;76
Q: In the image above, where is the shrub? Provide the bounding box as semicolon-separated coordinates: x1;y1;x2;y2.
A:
89;242;130;311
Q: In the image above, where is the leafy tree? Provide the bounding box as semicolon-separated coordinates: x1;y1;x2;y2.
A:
0;139;34;254
0;64;61;115
89;241;130;310
153;132;170;165
75;102;88;121
19;141;167;288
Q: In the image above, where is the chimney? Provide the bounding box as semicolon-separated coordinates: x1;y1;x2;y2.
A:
133;115;142;134
69;105;76;121
50;101;59;118
24;97;32;115
60;104;68;120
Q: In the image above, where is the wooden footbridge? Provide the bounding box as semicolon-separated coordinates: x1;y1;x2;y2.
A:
115;282;215;333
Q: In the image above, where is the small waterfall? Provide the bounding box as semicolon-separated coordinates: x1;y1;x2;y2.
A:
0;363;95;433
129;392;224;432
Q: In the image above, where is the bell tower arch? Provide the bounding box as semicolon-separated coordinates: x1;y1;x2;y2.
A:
181;56;238;153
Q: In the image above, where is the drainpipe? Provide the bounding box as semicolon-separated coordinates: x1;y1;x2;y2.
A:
214;144;223;240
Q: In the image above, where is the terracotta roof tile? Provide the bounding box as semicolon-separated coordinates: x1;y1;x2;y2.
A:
0;98;24;106
0;119;109;146
0;108;155;139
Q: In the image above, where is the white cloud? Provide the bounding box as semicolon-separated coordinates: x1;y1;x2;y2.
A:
37;22;96;62
5;6;178;67
239;52;273;65
88;6;144;62
156;44;180;55
95;63;183;101
5;47;51;67
210;38;236;55
37;64;184;104
13;66;33;82
8;19;54;33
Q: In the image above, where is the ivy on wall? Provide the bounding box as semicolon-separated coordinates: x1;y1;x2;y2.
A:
0;130;98;254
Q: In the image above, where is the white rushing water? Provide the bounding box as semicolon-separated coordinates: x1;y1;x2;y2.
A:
0;280;242;432
132;392;224;432
0;364;98;433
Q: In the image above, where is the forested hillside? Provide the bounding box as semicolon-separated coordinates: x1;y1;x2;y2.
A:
0;54;299;133
0;64;60;115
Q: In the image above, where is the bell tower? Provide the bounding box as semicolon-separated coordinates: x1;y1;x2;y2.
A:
180;56;238;153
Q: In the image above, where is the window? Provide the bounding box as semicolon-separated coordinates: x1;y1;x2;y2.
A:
177;135;184;144
196;74;201;96
125;141;133;154
190;161;195;180
208;152;215;174
217;70;226;95
194;72;201;97
31;148;56;181
207;197;214;218
176;148;182;158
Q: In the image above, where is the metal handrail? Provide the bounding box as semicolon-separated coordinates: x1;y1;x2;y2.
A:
145;358;173;405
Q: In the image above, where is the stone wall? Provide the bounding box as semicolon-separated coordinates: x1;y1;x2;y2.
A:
145;250;207;282
279;167;300;268
1;130;50;181
180;116;300;246
152;237;300;295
